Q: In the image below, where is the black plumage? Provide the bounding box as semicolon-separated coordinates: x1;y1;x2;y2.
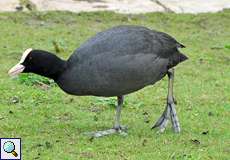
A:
58;26;187;96
9;25;188;137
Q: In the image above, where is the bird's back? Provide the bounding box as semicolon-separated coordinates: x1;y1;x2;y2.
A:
58;26;187;96
69;26;183;61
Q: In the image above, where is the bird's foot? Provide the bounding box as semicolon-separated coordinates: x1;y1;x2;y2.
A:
151;107;170;133
152;101;180;133
84;125;128;138
114;125;128;136
168;102;180;133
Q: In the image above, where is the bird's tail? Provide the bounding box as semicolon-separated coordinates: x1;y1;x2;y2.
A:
168;51;188;69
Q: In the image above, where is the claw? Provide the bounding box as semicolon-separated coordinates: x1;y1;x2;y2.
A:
152;105;170;132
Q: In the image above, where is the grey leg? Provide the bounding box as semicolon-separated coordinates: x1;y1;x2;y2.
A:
114;96;127;130
152;68;181;133
85;95;127;138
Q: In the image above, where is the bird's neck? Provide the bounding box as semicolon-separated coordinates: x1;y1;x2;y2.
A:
29;50;67;81
42;58;67;81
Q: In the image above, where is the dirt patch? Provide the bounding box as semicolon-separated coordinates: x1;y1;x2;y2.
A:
0;0;230;13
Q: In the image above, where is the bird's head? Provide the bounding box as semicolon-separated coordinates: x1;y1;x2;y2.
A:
8;48;66;80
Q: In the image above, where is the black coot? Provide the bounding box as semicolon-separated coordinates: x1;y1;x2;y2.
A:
9;26;188;137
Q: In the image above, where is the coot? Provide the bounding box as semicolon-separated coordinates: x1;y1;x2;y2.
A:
9;25;188;137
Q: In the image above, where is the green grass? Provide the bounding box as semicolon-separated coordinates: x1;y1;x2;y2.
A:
0;10;230;160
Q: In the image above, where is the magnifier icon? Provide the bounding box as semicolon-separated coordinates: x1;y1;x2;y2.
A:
3;141;18;157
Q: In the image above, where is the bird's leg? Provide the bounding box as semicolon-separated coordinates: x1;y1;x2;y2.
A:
85;95;127;138
152;68;181;133
113;95;127;131
167;68;180;133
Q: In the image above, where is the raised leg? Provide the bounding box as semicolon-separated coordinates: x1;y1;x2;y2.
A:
152;68;181;133
85;95;127;138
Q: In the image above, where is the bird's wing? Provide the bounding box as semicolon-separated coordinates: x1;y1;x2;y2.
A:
68;26;184;63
